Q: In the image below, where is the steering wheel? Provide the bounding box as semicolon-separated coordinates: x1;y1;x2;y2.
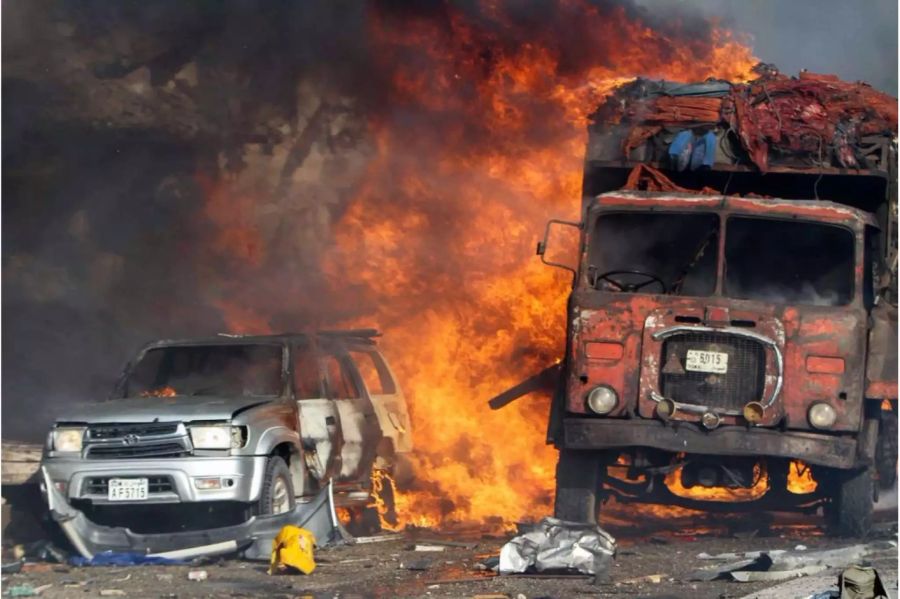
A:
595;270;668;293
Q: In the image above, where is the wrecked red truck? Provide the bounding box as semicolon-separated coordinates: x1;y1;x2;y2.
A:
534;72;898;536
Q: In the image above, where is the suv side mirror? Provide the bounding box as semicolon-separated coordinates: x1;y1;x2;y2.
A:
537;219;582;280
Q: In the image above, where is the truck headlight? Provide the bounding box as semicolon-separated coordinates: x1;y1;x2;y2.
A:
190;425;243;449
808;402;836;429
52;427;85;453
586;385;618;415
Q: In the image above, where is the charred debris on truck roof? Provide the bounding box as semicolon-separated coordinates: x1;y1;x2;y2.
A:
588;66;897;175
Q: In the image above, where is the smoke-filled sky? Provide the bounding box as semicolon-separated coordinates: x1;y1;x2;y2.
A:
638;0;898;94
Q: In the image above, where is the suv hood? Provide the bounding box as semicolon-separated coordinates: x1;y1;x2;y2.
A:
56;396;276;424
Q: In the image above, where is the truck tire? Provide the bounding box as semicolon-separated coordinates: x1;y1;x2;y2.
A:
553;450;601;523
876;410;898;489
258;456;296;515
824;466;874;537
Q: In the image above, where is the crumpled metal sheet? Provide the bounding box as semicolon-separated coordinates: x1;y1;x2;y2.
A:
42;466;347;561
498;517;616;575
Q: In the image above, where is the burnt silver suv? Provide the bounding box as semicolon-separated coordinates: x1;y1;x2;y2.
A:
41;330;412;533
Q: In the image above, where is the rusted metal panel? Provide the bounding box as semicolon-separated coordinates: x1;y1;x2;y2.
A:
596;192;878;227
866;303;899;399
562;418;859;469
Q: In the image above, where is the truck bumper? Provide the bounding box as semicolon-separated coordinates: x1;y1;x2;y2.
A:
562;418;860;469
42;455;268;505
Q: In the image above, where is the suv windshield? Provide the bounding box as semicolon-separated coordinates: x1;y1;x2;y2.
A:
125;344;283;398
588;212;719;296
725;217;854;306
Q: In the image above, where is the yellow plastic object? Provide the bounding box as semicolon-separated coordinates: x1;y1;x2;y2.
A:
268;525;316;575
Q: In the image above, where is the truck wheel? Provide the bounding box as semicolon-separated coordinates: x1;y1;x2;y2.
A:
258;456;296;515
876;410;897;489
554;450;602;523
824;466;874;537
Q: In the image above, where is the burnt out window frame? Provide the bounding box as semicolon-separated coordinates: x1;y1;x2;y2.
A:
582;208;722;297
347;349;397;395
123;341;288;399
320;350;363;400
290;339;325;400
722;215;858;307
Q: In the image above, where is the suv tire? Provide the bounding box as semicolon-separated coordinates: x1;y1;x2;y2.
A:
554;449;602;523
825;465;874;537
258;456;295;515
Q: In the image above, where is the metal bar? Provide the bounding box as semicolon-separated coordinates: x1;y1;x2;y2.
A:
563;418;859;469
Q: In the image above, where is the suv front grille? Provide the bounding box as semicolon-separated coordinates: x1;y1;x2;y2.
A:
84;421;191;459
88;422;179;440
82;476;175;495
659;332;766;411
87;442;189;459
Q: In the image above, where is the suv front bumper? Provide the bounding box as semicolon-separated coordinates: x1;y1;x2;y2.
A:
562;418;861;469
42;455;269;504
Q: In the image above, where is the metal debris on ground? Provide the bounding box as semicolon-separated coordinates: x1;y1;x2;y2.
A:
498;517;616;576
187;570;208;581
399;558;432;571
6;584;51;597
352;533;403;544
689;541;897;584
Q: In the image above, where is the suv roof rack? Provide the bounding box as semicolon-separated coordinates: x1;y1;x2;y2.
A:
316;329;381;338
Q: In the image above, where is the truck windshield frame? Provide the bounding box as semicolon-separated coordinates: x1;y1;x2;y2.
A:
585;211;720;297
123;343;285;399
724;216;856;307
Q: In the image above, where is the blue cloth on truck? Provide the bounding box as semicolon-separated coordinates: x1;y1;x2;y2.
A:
69;551;185;567
689;131;717;170
668;130;694;171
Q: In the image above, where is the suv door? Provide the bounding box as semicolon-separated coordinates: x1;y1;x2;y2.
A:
293;339;343;482
319;345;381;484
347;347;413;454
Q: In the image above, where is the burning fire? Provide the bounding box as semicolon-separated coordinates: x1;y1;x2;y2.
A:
787;460;818;495
205;1;757;528
665;463;769;502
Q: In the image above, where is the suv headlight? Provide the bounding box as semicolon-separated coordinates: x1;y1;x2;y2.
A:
190;425;245;449
52;427;86;453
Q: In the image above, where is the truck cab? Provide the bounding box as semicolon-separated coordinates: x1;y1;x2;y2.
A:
539;73;897;536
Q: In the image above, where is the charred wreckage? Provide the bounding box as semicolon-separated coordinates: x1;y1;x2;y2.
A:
495;69;898;537
39;330;412;557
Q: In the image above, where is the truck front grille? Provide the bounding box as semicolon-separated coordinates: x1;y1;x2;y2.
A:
82;476;175;496
659;332;766;411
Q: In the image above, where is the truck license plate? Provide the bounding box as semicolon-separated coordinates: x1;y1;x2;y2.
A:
685;350;728;374
108;478;148;501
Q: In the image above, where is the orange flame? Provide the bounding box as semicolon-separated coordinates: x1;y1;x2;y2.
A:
140;386;177;398
664;462;769;502
786;460;818;495
203;1;758;529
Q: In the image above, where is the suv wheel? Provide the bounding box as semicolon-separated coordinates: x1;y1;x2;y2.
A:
554;450;602;523
258;456;295;515
824;466;874;537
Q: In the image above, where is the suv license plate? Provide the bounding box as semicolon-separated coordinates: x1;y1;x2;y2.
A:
108;478;149;501
685;350;728;374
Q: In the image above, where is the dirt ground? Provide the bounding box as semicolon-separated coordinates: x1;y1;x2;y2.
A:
3;505;897;599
